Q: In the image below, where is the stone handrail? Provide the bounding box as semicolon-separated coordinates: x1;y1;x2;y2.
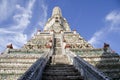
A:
66;50;111;80
18;49;53;80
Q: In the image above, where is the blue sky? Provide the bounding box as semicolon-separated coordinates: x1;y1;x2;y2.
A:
0;0;120;54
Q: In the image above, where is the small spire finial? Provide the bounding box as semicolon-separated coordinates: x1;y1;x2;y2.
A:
52;6;62;16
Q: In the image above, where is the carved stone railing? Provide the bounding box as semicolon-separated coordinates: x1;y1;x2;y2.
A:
18;49;53;80
66;50;111;80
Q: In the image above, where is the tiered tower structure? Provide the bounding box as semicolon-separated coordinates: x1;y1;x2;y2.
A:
0;6;120;80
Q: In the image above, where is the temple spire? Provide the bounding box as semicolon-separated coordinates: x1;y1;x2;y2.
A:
44;6;71;32
52;6;62;16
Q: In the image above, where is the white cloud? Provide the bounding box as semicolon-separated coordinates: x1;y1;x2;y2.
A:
0;0;16;23
88;10;120;48
38;2;48;29
30;1;48;37
0;33;27;49
106;10;120;32
12;0;35;31
0;0;36;52
106;11;120;23
88;29;105;46
31;28;37;37
0;0;48;53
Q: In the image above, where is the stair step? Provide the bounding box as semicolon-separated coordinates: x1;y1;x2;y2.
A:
43;71;80;76
0;69;27;73
43;64;82;79
96;63;120;69
45;66;75;70
42;54;83;80
0;67;28;70
0;74;22;80
47;64;73;67
104;72;120;79
100;69;120;73
44;69;78;72
0;63;32;68
42;76;83;80
0;54;41;59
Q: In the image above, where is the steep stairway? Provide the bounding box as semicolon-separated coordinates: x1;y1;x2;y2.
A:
42;55;83;80
42;36;83;80
54;38;62;55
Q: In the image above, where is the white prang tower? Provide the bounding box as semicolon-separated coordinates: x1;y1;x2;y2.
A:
44;7;71;32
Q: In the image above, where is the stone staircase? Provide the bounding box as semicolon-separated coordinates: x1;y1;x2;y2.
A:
54;38;62;55
0;53;41;80
73;49;120;80
42;37;83;80
42;55;83;80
